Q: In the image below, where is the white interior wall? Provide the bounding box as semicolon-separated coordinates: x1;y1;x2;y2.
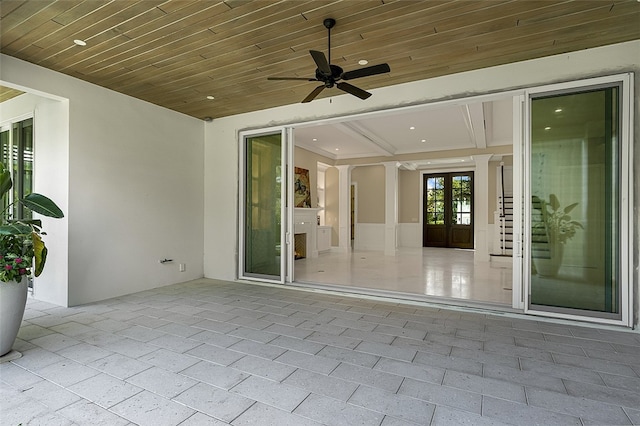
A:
203;40;639;325
1;55;205;306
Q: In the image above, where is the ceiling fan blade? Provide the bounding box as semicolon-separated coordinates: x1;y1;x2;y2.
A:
302;85;325;103
267;77;317;81
341;63;391;80
336;82;371;100
310;50;331;75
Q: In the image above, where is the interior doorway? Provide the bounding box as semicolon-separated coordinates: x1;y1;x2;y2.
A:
288;92;519;308
423;172;474;249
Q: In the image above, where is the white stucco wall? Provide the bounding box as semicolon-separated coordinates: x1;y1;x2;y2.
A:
203;40;639;326
1;55;205;306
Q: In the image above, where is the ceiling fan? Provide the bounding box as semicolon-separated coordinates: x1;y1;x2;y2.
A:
267;18;391;103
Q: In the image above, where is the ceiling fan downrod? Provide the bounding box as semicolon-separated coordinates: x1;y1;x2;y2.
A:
324;18;335;67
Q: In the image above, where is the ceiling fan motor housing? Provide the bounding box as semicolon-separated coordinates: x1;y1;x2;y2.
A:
316;64;344;88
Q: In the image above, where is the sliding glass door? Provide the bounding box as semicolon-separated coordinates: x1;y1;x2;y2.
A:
239;129;289;283
525;75;632;324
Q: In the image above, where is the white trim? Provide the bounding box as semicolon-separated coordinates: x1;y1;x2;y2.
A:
512;95;525;309
0;79;67;102
351;181;358;246
621;73;634;328
286;127;294;284
291;89;526;131
523;73;633;327
0;111;33;128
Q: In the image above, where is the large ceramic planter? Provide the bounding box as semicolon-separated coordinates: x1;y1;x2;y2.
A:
533;242;564;278
0;278;28;356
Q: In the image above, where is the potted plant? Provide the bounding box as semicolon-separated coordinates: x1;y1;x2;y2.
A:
531;193;583;277
0;163;63;357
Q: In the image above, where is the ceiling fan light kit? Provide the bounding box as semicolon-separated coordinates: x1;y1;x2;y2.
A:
267;18;391;103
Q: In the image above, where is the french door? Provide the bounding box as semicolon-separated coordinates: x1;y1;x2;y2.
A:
423;172;474;249
239;128;292;284
524;74;633;325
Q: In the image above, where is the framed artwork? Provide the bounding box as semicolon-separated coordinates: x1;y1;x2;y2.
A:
294;167;312;207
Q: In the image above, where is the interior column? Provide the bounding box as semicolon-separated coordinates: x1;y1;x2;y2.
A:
335;165;352;253
472;154;493;263
382;161;400;256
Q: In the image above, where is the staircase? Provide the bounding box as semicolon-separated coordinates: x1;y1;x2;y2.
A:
490;163;513;266
496;195;514;255
530;196;551;260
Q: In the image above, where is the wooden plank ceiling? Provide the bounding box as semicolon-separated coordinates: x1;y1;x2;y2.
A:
2;0;639;120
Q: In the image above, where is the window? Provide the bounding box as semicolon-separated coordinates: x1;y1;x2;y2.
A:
1;117;34;219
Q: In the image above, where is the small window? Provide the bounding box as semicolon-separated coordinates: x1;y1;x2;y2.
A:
1;117;34;219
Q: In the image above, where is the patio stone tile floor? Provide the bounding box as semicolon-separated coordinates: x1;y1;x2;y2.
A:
1;278;640;425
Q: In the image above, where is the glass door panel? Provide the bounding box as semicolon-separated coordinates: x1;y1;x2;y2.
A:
424;175;446;246
241;132;285;282
450;174;473;247
529;85;620;318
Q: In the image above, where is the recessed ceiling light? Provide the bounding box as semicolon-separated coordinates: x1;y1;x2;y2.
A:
335;148;339;151
421;139;426;143
409;126;415;130
73;39;87;46
312;138;317;141
545;126;551;130
358;59;368;65
206;95;215;100
555;108;563;113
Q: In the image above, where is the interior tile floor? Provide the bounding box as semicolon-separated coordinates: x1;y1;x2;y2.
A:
2;279;640;425
294;248;513;305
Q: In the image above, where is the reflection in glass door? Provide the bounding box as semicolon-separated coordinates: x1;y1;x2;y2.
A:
240;131;286;282
528;83;623;320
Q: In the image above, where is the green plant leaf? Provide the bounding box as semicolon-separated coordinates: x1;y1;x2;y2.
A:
9;218;42;228
21;193;64;218
0;223;32;235
32;232;47;277
549;194;560;211
564;202;578;214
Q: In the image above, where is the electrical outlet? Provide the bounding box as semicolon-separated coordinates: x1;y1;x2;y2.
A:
179;263;185;272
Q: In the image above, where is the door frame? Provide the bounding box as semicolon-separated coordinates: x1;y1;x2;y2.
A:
238;126;293;285
419;165;475;243
238;80;632;323
521;73;634;327
422;171;474;249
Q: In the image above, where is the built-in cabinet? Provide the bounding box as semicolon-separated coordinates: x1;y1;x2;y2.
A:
317;226;332;252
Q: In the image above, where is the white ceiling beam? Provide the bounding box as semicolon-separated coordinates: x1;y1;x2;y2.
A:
461;103;487;149
336;122;395;157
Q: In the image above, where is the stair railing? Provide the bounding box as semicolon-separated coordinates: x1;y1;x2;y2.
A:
499;162;506;254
